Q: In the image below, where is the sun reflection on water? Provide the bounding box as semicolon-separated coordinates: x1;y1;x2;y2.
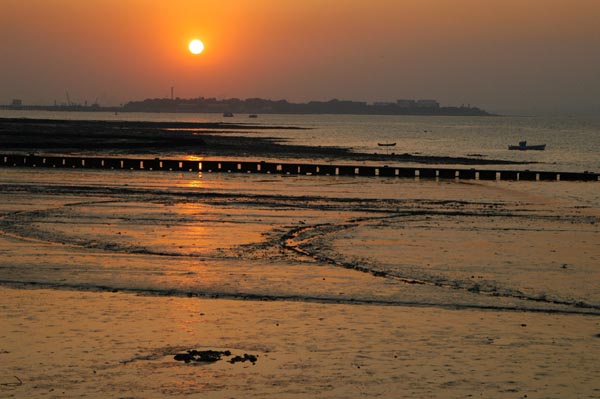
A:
187;177;205;189
184;155;204;161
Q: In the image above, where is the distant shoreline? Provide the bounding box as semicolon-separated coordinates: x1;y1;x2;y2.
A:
1;97;493;116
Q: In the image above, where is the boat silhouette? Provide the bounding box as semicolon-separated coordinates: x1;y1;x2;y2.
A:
508;141;546;151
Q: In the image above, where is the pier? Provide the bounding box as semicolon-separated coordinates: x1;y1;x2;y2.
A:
1;154;598;182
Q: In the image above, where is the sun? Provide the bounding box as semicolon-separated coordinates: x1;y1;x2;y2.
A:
188;39;204;55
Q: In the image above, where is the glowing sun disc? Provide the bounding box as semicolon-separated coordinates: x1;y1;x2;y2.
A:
188;39;204;55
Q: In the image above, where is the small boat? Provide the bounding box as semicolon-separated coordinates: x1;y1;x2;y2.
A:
223;112;234;117
508;141;546;151
377;142;396;147
249;114;258;118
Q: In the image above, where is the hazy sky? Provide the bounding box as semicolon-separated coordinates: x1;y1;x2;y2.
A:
1;0;599;115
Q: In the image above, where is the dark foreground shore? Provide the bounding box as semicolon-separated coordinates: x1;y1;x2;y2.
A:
0;118;522;165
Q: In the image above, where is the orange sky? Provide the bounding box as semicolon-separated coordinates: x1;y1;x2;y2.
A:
1;0;599;114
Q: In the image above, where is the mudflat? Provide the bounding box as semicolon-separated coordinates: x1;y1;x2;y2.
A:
2;287;598;398
0;117;522;165
0;167;598;398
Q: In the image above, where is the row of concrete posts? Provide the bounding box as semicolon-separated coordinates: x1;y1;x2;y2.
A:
1;154;598;182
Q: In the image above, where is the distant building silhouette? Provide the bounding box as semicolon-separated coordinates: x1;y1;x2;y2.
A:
396;99;417;108
415;99;440;108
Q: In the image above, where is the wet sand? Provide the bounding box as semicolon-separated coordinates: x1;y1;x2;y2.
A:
2;287;599;399
0;166;599;398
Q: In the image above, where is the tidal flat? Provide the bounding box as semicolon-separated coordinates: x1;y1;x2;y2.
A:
0;166;598;398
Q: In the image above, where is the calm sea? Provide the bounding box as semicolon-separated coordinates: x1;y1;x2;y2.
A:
2;109;599;173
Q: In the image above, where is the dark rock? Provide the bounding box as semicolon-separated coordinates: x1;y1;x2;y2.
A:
229;355;245;364
174;349;227;363
174;349;256;365
228;353;258;364
174;353;193;363
244;353;258;363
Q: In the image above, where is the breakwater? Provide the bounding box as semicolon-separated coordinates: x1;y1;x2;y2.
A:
1;154;598;182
